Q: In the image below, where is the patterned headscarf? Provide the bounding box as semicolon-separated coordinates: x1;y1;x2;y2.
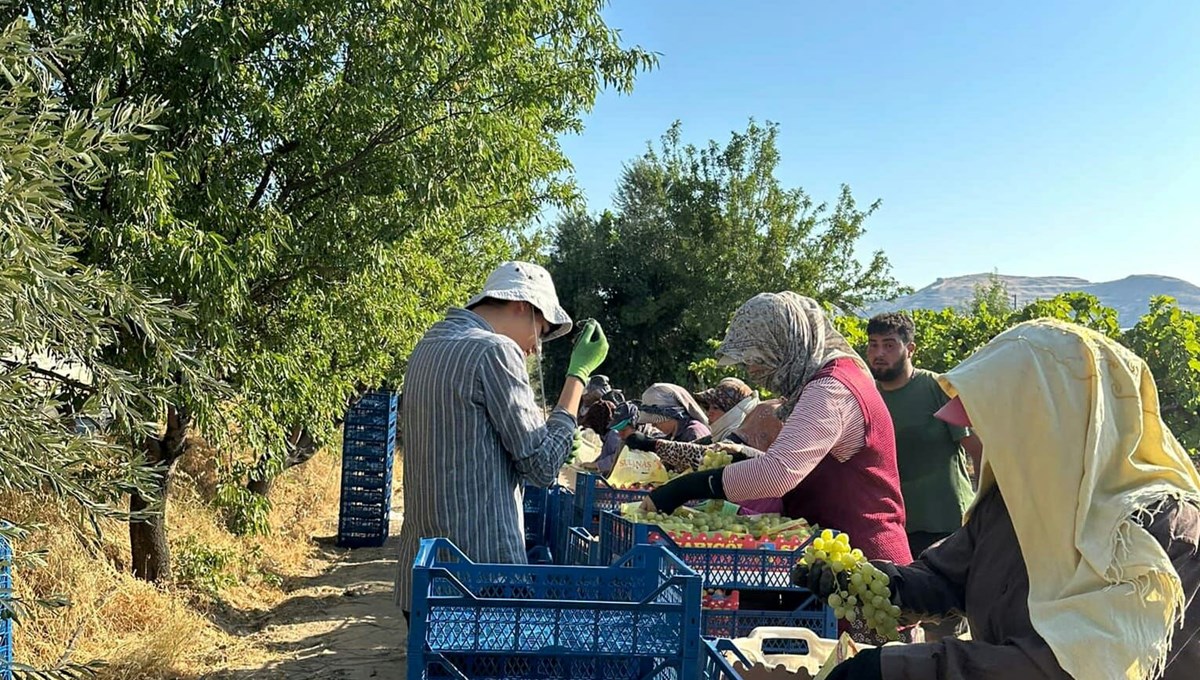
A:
694;378;755;414
716;292;867;419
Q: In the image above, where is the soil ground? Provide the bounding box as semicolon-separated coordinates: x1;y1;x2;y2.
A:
208;519;409;678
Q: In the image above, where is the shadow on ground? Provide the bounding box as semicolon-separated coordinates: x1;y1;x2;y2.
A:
204;525;409;679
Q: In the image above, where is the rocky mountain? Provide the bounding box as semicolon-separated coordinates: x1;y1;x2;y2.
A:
865;274;1200;327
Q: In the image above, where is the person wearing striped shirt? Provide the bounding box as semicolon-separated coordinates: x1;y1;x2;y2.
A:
642;292;913;645
642;292;911;563
394;261;609;624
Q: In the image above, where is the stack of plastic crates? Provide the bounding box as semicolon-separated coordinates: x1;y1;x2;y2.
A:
407;537;703;679
598;511;836;641
1;524;11;680
337;390;398;548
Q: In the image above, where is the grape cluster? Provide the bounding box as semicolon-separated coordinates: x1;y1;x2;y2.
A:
801;529;902;641
698;450;733;470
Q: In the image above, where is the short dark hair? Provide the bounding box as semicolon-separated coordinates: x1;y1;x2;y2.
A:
867;312;915;344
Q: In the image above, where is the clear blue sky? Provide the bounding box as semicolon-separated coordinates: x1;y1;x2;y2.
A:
554;1;1200;289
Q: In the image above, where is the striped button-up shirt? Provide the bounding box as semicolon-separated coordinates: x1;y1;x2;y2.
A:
394;308;576;610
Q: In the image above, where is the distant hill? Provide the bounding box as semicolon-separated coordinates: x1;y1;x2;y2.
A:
864;274;1200;327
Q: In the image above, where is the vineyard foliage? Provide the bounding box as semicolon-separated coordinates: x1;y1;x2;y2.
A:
834;292;1200;456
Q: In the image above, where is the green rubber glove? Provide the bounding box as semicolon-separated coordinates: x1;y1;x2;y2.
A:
567;319;608;382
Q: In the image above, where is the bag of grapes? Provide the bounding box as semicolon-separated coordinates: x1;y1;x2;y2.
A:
606;446;670;489
812;633;867;680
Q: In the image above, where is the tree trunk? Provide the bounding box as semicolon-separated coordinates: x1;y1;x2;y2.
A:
130;404;190;582
245;424;321;497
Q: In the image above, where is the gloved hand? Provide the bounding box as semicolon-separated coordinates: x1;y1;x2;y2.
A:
824;647;882;680
645;468;725;515
570;429;584;457
792;559;900;604
625;431;658;452
567;319;608;382
790;559;844;599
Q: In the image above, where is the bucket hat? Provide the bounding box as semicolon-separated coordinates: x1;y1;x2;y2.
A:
466;261;573;342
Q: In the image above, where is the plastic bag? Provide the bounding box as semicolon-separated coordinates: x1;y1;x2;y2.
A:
813;633;865;680
606;446;670;488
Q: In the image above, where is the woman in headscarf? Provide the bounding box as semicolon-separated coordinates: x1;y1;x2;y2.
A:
625;378;764;473
694;377;760;444
641;292;912;570
637;383;712;443
804;319;1200;680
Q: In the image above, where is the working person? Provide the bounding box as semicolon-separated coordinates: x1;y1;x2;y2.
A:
805;320;1200;680
867;312;982;557
641;292;912;566
637;383;712;443
393;261;609;624
693;377;759;444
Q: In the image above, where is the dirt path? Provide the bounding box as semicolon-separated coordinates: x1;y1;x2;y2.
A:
212;516;409;679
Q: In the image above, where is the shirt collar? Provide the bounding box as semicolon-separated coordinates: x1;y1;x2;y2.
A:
446;307;496;333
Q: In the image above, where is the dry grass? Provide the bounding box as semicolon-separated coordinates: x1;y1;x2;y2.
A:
5;434;359;679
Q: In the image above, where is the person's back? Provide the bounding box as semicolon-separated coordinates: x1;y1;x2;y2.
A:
391;261;609;618
396;311;530;589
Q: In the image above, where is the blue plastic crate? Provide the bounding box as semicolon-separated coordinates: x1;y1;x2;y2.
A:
701;639;747;680
566;527;598;566
343;454;392;474
343;437;395;458
598;511;821;591
343;421;397;443
572;472;653;530
546;487;574;565
407;538;703;680
344;407;398;427
340;498;392;519
702;596;836;640
354;390;399;411
340;485;390;504
522;485;550;548
338;514;389;548
341;466;392;490
1;525;11;680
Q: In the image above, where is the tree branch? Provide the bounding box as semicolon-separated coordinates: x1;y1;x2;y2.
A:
247;139;300;211
0;358;96;394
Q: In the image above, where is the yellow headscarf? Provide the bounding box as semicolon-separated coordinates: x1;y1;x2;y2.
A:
939;318;1200;680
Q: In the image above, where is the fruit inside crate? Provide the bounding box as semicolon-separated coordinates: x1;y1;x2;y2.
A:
598;510;822;590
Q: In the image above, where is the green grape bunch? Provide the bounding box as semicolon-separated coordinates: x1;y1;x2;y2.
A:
698;450;733;470
797;529;903;641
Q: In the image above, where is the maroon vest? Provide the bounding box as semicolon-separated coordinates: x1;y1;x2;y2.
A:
782;358;913;566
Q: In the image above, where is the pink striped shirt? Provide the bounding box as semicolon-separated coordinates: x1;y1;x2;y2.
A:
722;376;865;502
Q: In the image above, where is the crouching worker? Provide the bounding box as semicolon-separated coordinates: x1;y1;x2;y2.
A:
799;319;1200;680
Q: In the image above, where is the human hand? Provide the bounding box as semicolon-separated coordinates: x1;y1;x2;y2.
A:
625;431;657;452
567;319;608;382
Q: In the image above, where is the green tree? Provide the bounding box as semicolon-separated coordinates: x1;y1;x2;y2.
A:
547;120;904;393
1123;297;1200;457
968;271;1014;316
846;293;1200;459
11;0;655;578
0;18;209;674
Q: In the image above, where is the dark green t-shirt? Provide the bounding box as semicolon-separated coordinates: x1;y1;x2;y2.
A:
879;369;975;534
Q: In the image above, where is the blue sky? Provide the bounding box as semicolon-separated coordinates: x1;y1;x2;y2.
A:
554;1;1200;289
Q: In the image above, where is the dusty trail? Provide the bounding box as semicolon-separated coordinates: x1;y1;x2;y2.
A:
210;516;409;679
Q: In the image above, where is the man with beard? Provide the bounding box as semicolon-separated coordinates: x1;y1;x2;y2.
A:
867;312;983;557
